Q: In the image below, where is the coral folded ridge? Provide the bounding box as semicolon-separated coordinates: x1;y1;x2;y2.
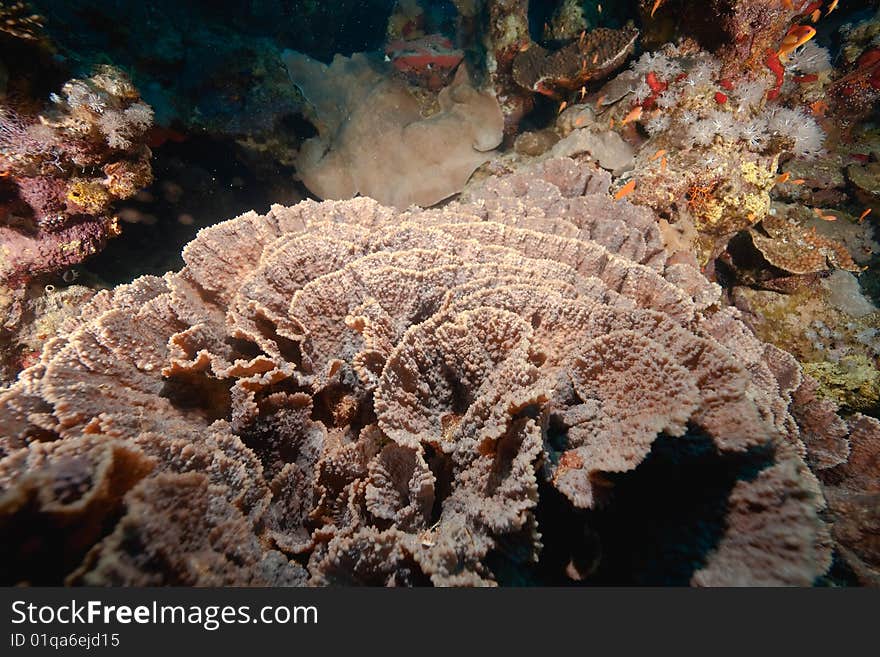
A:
0;157;838;586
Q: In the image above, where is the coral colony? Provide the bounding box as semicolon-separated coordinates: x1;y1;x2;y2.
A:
0;0;878;587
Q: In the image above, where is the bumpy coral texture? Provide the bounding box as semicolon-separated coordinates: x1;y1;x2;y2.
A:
0;158;832;586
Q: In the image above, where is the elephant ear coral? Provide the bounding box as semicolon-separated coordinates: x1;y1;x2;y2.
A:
0;157;835;586
282;50;503;208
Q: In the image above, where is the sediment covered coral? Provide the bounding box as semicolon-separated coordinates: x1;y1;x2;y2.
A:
282;51;503;208
0;157;835;586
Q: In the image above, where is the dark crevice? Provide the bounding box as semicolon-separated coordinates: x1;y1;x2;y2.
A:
493;430;775;586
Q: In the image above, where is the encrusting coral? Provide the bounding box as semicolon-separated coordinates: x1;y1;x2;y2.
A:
512;27;640;99
0;157;842;586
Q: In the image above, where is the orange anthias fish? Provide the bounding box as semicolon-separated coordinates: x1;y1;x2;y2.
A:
621;106;643;126
859;208;872;223
614;179;636;200
814;208;837;221
650;149;667;161
651;0;665;18
827;0;839;16
778;25;817;60
776;172;791;184
810;99;829;116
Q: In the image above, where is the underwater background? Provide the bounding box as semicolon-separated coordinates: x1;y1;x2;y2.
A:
0;1;878;587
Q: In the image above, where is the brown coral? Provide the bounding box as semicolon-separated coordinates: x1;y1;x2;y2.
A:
512;28;639;98
0;157;834;586
748;211;862;275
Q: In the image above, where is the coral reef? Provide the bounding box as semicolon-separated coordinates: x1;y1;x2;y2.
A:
1;64;153;332
0;157;839;586
734;270;880;413
282;51;503;208
639;1;824;79
590;41;833;262
0;0;875;592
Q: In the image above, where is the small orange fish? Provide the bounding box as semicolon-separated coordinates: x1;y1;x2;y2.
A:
614;179;637;200
776;172;791;184
827;0;839;16
650;149;667;161
814;208;837;221
660;156;668;171
621;106;643;125
597;4;603;13
859;208;872;223
579;86;587;100
519;42;531;52
791;178;806;185
810;99;829;116
651;0;663;18
595;94;607;108
778;25;817;59
592;52;599;64
558;101;568;114
579;31;586;47
810;9;821;22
